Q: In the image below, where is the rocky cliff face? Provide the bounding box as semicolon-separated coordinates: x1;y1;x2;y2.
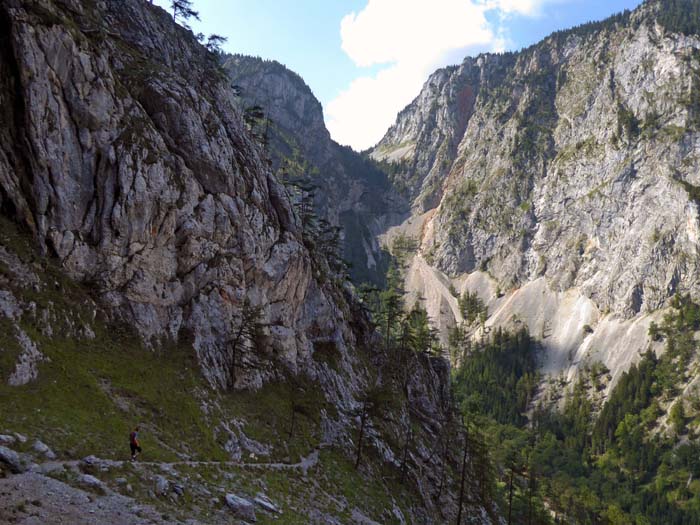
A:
373;60;485;213
224;55;408;285
374;1;700;385
0;0;356;391
0;1;490;523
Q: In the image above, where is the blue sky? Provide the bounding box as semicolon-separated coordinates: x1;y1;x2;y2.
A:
153;0;643;149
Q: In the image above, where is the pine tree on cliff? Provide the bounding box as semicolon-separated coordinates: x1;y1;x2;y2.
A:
170;0;199;26
354;385;392;470
456;417;470;525
405;302;439;355
206;34;227;54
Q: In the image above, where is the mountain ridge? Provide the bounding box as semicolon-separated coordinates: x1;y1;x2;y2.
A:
372;0;700;390
224;53;409;286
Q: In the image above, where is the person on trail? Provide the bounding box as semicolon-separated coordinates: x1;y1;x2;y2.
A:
129;426;142;461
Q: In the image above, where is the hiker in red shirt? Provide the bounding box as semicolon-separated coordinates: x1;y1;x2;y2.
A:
130;426;142;461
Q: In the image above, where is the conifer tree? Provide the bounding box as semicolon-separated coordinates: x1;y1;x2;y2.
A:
206;34;227;54
353;385;391;469
170;0;199;26
456;417;471;525
670;400;686;436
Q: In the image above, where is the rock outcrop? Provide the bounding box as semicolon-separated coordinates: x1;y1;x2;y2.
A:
0;445;26;474
224;493;256;522
0;0;355;391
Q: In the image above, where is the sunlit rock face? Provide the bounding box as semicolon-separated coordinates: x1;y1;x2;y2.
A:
0;0;359;389
374;3;700;384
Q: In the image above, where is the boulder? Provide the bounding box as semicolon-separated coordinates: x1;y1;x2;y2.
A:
0;435;16;446
254;493;281;514
33;462;65;475
0;446;25;473
225;494;256;522
79;474;105;492
154;475;169;496
80;455;108;472
80;455;101;466
32;440;56;460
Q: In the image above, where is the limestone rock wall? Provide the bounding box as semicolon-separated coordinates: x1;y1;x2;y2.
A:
373;2;700;382
0;0;352;390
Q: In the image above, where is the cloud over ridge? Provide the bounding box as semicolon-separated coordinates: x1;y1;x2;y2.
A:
326;0;550;150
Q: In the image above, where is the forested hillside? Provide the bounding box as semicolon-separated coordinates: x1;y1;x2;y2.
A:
450;295;700;524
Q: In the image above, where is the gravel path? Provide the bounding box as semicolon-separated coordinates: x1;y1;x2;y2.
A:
0;449;320;524
36;448;319;473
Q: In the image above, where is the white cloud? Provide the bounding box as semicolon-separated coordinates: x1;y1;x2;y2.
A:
326;0;550;150
489;0;543;16
339;0;493;68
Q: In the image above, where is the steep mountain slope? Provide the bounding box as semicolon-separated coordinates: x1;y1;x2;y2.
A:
374;0;700;386
373;61;484;213
0;0;492;523
223;55;408;285
370;3;700;521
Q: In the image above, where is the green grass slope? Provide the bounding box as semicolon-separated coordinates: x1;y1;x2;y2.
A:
0;217;420;524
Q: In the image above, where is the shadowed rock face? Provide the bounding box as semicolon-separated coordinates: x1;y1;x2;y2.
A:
374;2;700;382
223;55;409;286
0;0;354;390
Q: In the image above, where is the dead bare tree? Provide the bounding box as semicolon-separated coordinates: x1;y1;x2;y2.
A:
228;298;264;388
456;416;471;525
355;401;368;469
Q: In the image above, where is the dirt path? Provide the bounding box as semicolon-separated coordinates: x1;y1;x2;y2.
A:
2;449;320;525
1;443;322;525
35;448;320;474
